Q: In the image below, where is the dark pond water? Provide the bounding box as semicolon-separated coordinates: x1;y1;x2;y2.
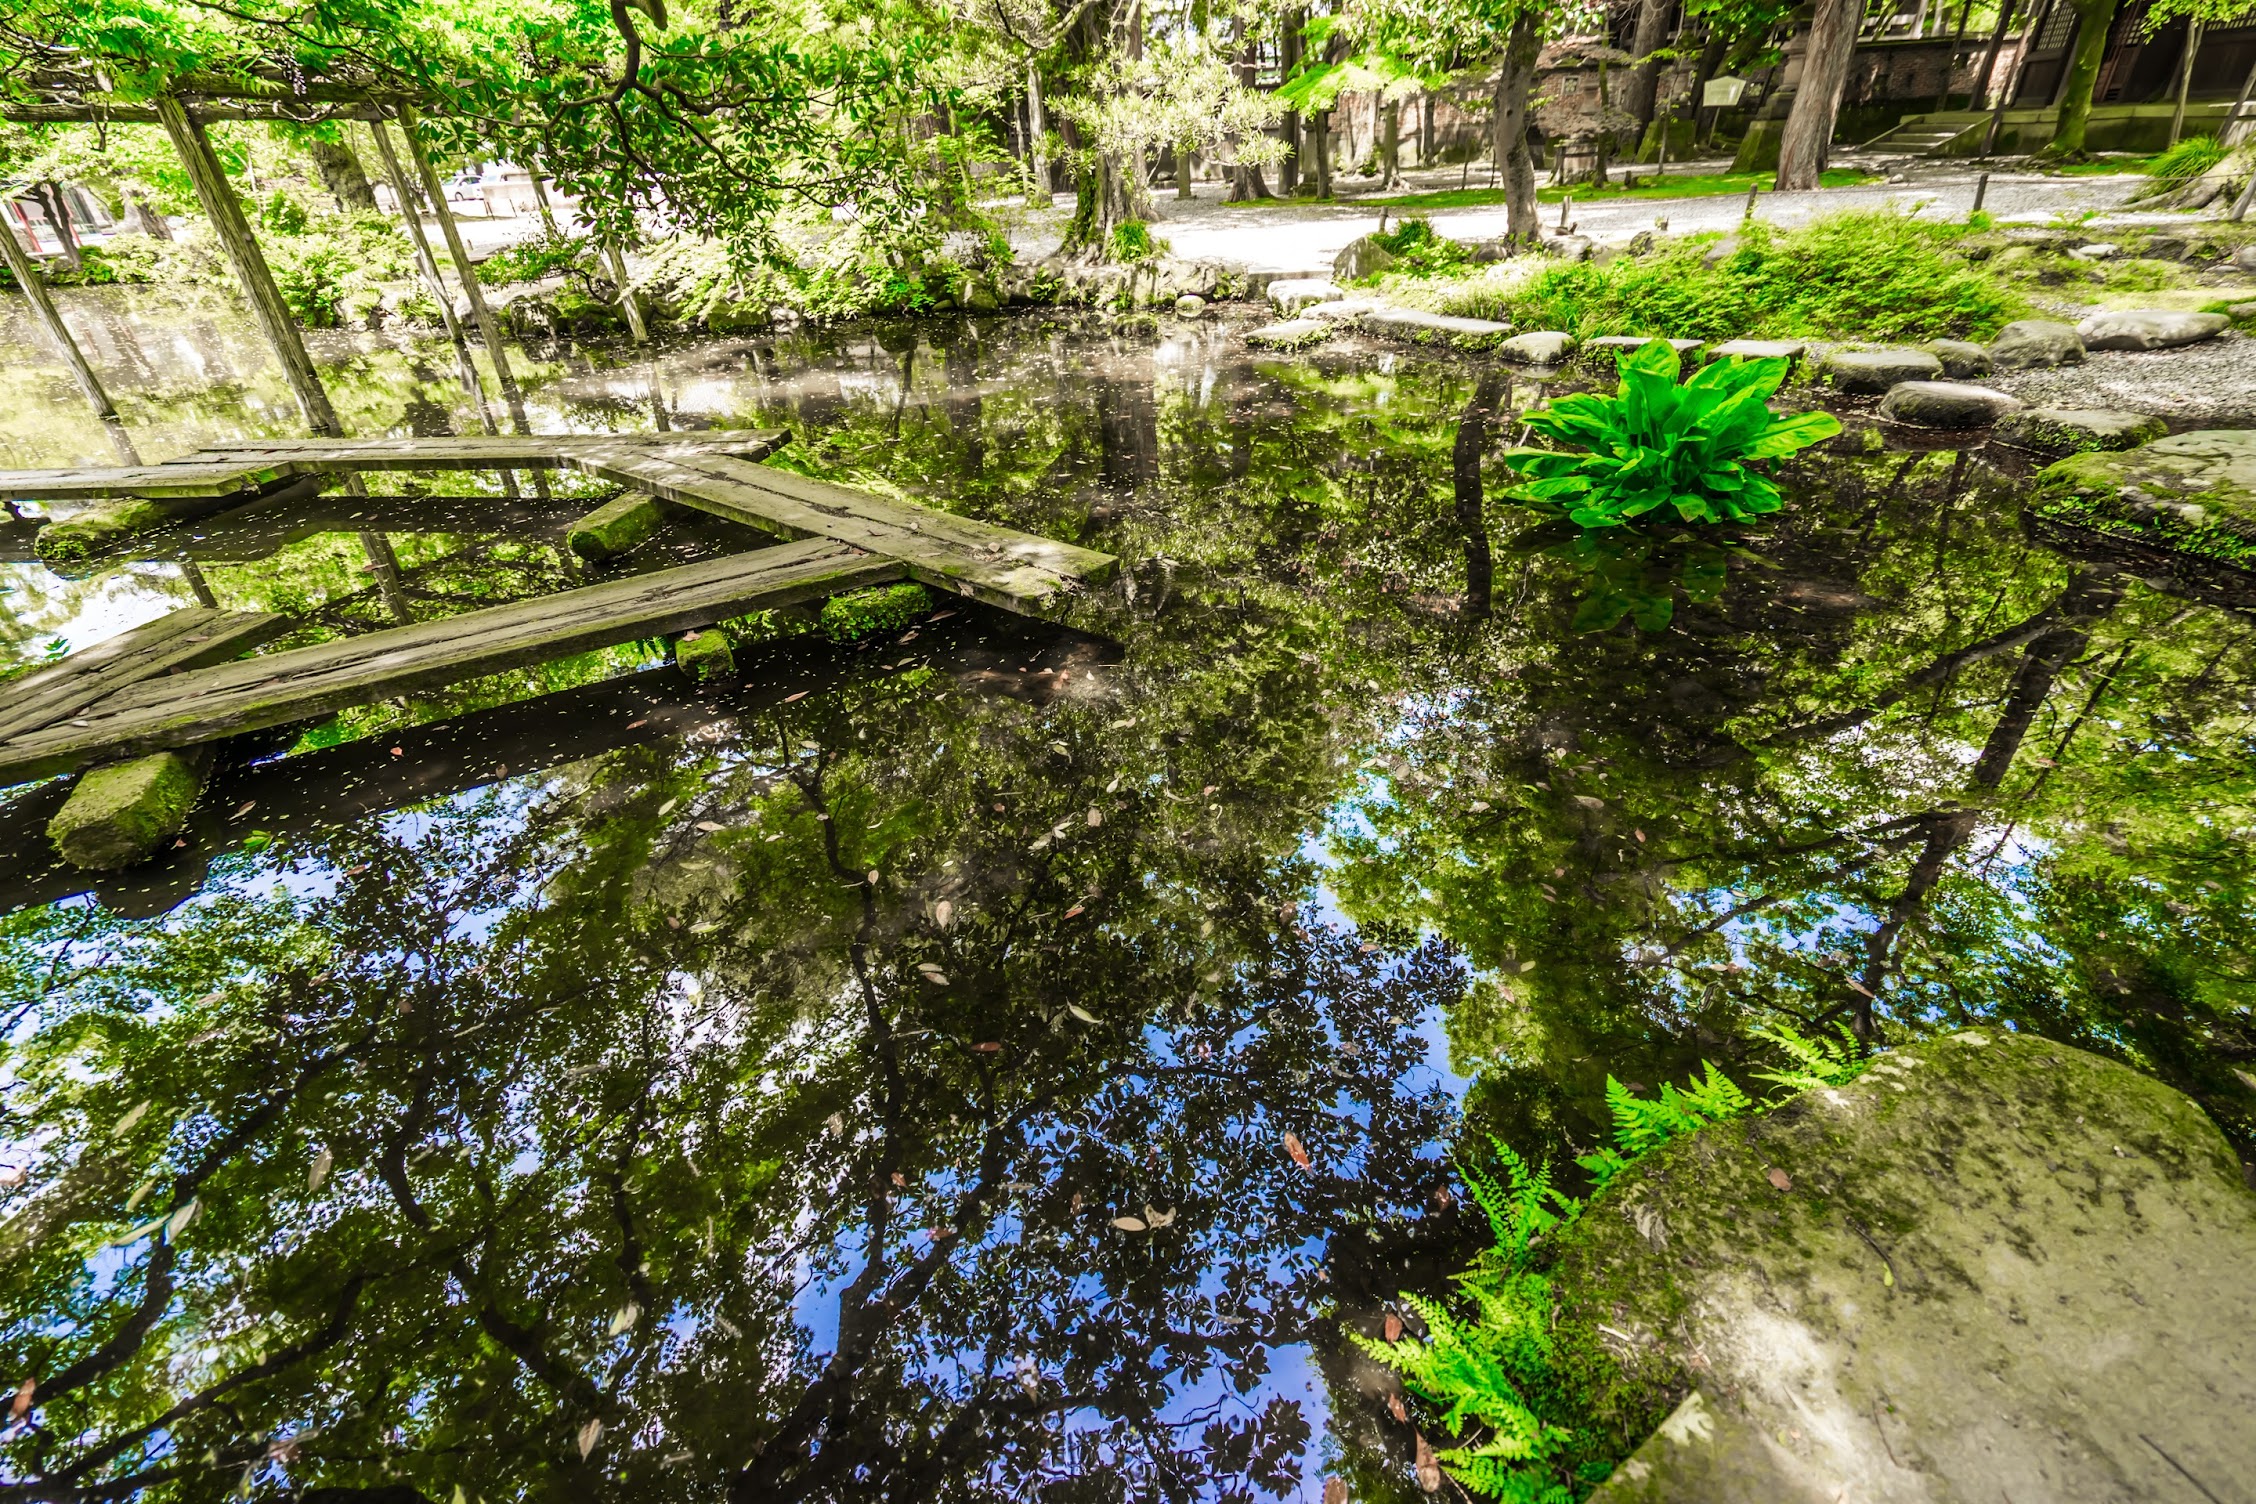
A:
1;291;2252;1503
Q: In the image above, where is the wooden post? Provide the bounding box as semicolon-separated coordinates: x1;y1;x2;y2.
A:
1970;168;1990;217
2166;20;2203;150
395;104;536;436
1984;0;2056;154
606;242;650;343
0;215;141;465
154;95;344;438
367;118;500;436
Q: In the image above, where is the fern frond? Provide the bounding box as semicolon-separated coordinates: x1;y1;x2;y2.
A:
1604;1064;1751;1162
1748;1021;1870;1096
1460;1138;1570;1267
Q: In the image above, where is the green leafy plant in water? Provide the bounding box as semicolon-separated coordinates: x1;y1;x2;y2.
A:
1503;340;1840;529
1356;1025;1870;1500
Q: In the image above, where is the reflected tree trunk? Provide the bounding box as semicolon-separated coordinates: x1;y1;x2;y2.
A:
1453;370;1508;619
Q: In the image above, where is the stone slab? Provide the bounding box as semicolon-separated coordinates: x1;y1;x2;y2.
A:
1875;380;2023;429
1245;318;1333;350
1818;348;1944;394
2075;309;2231;352
1994;407;2167;456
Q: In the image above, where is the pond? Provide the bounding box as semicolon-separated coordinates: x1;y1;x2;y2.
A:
1;290;2251;1503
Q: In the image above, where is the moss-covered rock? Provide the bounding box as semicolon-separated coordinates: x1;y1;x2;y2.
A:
1995;406;2167;457
566;493;663;562
2029;429;2256;569
48;751;210;870
820;582;933;642
1573;1031;2256;1502
35;500;173;563
673;629;735;681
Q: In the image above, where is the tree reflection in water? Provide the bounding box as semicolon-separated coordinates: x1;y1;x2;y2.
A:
0;305;2251;1502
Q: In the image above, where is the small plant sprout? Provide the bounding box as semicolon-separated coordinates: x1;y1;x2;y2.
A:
1502;340;1841;529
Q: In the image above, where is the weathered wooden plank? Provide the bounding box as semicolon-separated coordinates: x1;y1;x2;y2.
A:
0;540;901;786
0;460;308;503
572;448;1116;615
0;609;291;743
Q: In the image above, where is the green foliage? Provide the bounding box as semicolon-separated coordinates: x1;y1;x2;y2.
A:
2145;134;2226;185
1359;1028;1873;1500
1502;341;1840;529
476;230;592;288
820;582;934;642
1372;217;1469;277
1438;213;2025;342
1108;220;1168;263
257;187;311;235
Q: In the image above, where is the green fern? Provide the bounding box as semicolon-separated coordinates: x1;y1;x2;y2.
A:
1747;1021;1868;1095
1461;1139;1576;1265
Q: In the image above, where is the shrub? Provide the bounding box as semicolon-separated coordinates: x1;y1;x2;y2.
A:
258;189;312;236
1108;220;1169;263
1433;211;2025;342
2146;134;2226;185
477;231;594;288
1503;340;1841;528
1373;217;1469;277
268;239;357;327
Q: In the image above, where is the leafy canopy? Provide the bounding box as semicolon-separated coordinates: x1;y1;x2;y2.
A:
1501;339;1840;529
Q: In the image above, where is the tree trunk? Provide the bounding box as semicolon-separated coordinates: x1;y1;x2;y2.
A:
1496;13;1543;242
1314;109;1333;198
1984;0;2057;151
154;95;344;438
2046;0;2119;158
1421;92;1436;165
1027;61;1050;201
1968;0;2021;116
1623;0;1676;133
1280;8;1304;193
123;191;172;239
32;183;81;274
307;137;379;213
2167;19;2203;149
1775;0;1862;190
1381;100;1403;188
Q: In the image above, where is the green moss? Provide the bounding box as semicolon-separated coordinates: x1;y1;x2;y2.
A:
673;629;736;681
35;500;173;563
48;752;208;870
820;582;933;642
566;493;664;562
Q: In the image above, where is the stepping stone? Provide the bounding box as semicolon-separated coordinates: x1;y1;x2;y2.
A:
2032;429;2256;567
1299;298;1384;321
1542;234;1595;262
2236;245;2256;274
1708;339;1807;365
1582;335;1706;367
1989;319;2085;370
2067;242;2120;261
1995;407;2167;456
1356;307;1512;348
1500;330;1576;365
1174;294;1207;318
1877;380;2024;429
1818;347;1943;394
1922;338;1993;379
1246;319;1333;350
1266;278;1345;313
2075;310;2231;351
1333;233;1398;280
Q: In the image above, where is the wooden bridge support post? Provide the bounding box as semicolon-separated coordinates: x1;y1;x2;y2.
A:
0;215;141;465
154;95;345;439
368;117;503;438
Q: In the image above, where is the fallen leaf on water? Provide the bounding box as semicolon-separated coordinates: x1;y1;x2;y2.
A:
1846;979;1875;998
1111;1215;1147;1232
165;1199;198;1238
1767;1167;1792;1191
1067;1003;1100;1024
1469;799;1491;813
0;1165;27;1190
1283;1132;1312;1171
1086;807;1102;828
9;1379;32;1420
1415;1432;1442;1492
1634;829;1647;843
866;869;881;886
608;1303;641;1336
1383;1312;1403;1343
1574;794;1605;810
1325;1478;1351;1504
1201;784;1219;797
1387;1394;1407;1424
934;900;954;929
111;1101;151;1138
1143;1204;1176;1228
624;719;647;730
1062;905;1085;919
696;820;724;833
308;1146;333;1193
577;1417;604;1458
916;964;949;985
231;801;255;819
973;1041;1001;1053
389;747;403;757
784;691;808;702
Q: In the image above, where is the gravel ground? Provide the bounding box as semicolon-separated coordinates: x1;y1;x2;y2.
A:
1989;336;2256;429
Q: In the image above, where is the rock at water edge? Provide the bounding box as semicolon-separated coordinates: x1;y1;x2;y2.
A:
1707;339;1807;366
2031;428;2256;566
1818;348;1943;394
1266;278;1346;313
1994;407;2167;456
1501;331;1576;365
49;751;211;870
2075;309;2231;352
674;630;735;682
1988;319;2085;370
1246;319;1333;350
1575;1030;2256;1503
1333;234;1399;282
1174;294;1207;318
567;493;665;562
1876;380;2023;428
1921;338;1993;379
34;500;173;564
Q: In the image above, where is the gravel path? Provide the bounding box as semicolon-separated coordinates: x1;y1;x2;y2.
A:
1990;337;2256;429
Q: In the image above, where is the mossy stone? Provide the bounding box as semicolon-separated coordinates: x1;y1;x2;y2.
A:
1995;406;2167;457
1574;1031;2256;1502
2029;429;2256;568
35;500;172;563
673;629;735;681
566;493;663;562
48;751;209;870
820;582;933;642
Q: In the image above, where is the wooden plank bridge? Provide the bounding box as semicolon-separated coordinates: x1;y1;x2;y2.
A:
0;431;1116;803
